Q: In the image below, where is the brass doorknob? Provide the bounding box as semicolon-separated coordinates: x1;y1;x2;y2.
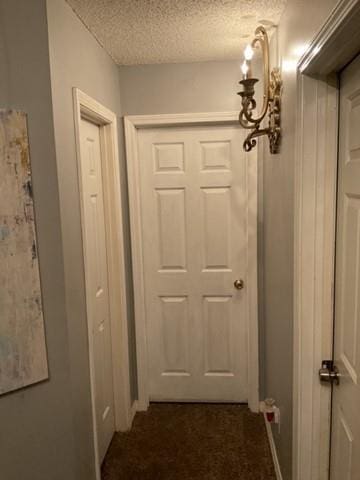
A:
234;279;244;290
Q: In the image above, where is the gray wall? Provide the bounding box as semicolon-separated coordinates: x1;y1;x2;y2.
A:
262;1;338;479
119;60;254;115
46;0;137;477
0;1;77;480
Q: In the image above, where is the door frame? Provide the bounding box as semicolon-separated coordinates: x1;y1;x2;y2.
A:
73;89;133;479
124;112;259;412
293;1;360;479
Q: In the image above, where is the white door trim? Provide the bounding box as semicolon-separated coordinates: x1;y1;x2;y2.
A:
73;89;133;480
293;1;360;479
124;112;259;412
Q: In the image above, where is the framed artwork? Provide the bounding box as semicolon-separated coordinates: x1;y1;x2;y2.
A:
0;110;48;395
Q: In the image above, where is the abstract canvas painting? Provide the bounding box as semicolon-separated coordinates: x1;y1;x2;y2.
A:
0;110;48;395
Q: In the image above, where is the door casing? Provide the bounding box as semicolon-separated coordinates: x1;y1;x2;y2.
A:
73;89;133;480
124;112;259;413
293;1;360;479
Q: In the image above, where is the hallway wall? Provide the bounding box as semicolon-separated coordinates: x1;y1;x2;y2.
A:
119;60;264;115
1;2;137;478
262;1;339;479
46;0;136;477
0;1;77;480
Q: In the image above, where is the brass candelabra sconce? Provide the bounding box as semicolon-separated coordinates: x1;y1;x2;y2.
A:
238;26;282;154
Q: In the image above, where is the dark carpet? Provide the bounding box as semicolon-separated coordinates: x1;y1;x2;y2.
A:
101;403;276;480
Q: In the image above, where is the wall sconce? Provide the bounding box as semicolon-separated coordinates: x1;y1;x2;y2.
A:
238;26;282;154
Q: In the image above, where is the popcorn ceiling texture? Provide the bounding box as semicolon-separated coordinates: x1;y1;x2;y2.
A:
66;0;287;65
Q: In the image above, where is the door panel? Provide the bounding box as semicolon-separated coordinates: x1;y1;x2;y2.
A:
331;53;360;479
156;188;187;270
160;296;189;375
201;187;231;270
80;119;115;462
203;296;233;375
138;125;251;402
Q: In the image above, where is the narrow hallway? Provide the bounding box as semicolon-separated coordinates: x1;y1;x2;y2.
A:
102;404;275;480
4;1;359;480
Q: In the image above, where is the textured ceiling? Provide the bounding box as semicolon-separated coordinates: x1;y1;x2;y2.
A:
66;0;287;65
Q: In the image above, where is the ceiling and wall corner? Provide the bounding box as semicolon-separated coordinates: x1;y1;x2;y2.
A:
66;0;286;65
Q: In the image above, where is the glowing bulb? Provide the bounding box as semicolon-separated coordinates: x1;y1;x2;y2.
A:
241;60;249;78
244;44;254;61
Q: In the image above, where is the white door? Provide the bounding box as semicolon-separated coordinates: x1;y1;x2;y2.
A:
138;125;254;402
79;118;115;462
331;53;360;479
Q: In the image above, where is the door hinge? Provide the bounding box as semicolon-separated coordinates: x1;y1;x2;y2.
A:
319;360;340;386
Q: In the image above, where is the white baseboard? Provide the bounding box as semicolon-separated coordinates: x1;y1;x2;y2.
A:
264;414;283;480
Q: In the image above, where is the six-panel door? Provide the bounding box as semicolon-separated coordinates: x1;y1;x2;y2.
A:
80;118;115;462
138;125;250;402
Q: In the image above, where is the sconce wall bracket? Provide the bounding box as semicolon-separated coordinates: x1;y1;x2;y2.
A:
238;26;282;154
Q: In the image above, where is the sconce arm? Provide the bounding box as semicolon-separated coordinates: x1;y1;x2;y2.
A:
243;127;270;152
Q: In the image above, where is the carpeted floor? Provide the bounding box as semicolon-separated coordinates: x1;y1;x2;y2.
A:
101;403;276;480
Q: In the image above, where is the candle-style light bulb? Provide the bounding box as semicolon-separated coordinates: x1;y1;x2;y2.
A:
241;60;249;79
244;44;254;61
